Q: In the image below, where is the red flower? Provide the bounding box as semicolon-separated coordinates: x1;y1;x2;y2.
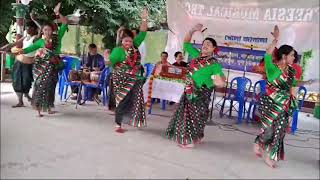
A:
214;47;219;55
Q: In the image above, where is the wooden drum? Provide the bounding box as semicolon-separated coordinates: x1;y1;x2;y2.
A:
81;69;91;82
90;71;102;83
68;70;80;81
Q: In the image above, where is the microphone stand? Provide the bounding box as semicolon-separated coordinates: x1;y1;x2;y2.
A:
215;51;232;115
207;51;232;124
243;45;253;77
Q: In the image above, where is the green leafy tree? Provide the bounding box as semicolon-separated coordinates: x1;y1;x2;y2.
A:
0;0;167;49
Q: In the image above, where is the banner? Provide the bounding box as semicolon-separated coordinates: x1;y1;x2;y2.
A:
166;0;319;91
191;43;266;72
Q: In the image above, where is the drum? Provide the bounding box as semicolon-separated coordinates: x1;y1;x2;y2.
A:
68;70;80;81
81;69;91;82
90;71;101;83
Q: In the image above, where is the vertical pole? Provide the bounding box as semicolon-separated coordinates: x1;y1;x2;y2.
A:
75;25;81;56
0;52;6;82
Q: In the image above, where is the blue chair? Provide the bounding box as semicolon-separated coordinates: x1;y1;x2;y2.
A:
60;70;82;102
291;86;307;134
58;56;80;96
144;63;155;78
219;76;252;124
78;67;111;106
246;80;267;122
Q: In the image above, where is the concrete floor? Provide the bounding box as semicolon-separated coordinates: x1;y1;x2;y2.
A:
1;82;319;179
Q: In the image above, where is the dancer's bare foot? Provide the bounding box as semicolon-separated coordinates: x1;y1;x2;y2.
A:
194;138;204;144
254;144;262;158
12;103;25;108
265;156;276;168
48;110;56;114
115;125;127;133
178;143;194;149
37;109;44;117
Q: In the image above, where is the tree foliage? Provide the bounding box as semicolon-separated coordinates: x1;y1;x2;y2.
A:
0;0;167;49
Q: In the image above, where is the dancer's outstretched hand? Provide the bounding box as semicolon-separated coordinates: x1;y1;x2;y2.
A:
11;47;23;55
141;7;148;20
30;12;36;21
212;75;225;88
54;2;62;15
191;23;203;32
271;25;279;40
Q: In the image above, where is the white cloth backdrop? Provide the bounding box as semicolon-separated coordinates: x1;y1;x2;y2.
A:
166;0;319;91
143;78;185;103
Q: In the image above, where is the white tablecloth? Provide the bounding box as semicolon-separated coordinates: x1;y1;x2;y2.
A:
143;70;263;103
143;78;185;103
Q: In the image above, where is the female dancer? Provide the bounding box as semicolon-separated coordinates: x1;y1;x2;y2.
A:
109;8;148;133
165;24;225;148
12;3;68;117
0;19;40;108
253;26;315;168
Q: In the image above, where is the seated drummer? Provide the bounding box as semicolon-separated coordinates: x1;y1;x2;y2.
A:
153;51;171;76
82;43;105;71
71;44;105;100
172;51;188;68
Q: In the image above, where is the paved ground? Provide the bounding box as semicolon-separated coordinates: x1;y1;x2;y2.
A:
1;82;319;179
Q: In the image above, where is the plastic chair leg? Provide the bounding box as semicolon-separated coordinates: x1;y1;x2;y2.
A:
243;101;247;120
64;85;69;100
229;100;233;117
247;102;253;122
251;104;258;122
148;102;153;114
291;110;299;134
102;88;106;106
105;86;109;104
161;100;166;110
219;98;226;117
58;77;62;96
60;84;65;101
237;101;244;124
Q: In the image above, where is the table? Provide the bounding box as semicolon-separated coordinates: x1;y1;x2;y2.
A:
143;70;264;103
143;78;185;103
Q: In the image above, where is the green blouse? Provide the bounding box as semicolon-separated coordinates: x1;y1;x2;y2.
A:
110;31;147;65
264;53;297;86
184;42;224;88
184;42;200;59
23;24;68;55
264;53;282;82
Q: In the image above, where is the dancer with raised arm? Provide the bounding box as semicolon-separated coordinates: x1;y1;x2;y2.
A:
11;3;68;117
0;14;41;108
109;8;148;133
253;25;316;168
165;23;225;148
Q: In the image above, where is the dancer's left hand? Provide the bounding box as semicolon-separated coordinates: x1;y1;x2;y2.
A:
141;7;148;20
271;25;280;40
54;2;61;15
212;75;225;88
11;47;23;55
306;79;317;85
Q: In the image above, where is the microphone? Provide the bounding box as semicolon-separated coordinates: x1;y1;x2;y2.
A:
201;28;207;33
